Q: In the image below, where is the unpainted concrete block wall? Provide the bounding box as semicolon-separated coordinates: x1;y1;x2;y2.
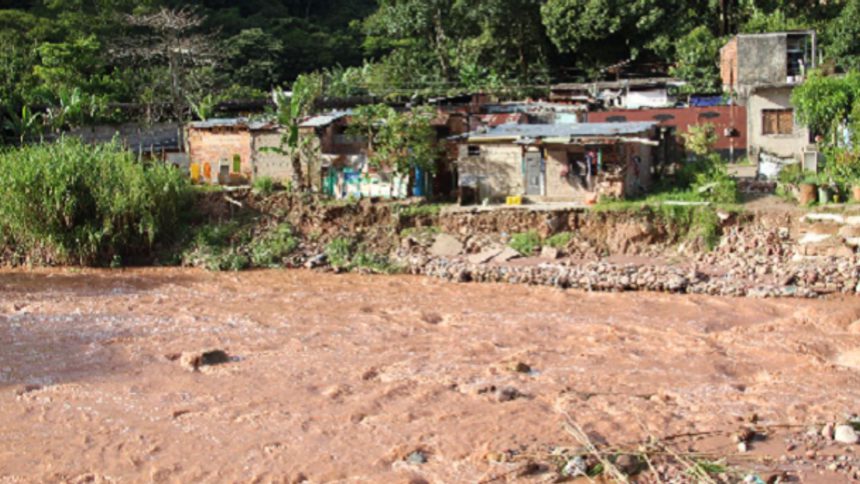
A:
458;144;524;200
737;35;787;93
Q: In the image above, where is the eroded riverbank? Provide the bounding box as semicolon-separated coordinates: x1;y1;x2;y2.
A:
2;268;860;482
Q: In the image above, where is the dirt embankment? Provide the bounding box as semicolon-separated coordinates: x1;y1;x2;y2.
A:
187;193;860;299
2;269;860;482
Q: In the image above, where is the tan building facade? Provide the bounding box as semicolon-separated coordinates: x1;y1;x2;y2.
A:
457;123;658;203
747;86;811;162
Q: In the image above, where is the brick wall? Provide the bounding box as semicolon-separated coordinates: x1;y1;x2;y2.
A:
720;37;738;90
188;127;253;184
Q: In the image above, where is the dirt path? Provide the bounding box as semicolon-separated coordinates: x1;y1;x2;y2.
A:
1;269;860;482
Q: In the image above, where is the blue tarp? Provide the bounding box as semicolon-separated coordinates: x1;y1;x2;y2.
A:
690;96;725;107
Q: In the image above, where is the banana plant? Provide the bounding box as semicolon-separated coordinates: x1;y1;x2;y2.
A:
46;87;84;133
188;93;218;121
266;73;323;191
4;105;44;144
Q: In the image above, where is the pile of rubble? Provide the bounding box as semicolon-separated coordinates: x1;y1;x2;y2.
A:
406;256;826;298
398;211;860;299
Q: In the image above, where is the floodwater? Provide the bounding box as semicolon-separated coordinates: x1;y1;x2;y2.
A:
1;268;859;482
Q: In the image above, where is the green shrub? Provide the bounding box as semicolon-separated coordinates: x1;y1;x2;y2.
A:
693;167;739;204
250;223;299;267
545;232;573;249
351;249;399;274
206;250;251;272
252;176;277;197
322;236;398;273
325;237;354;269
777;163;803;185
0;138;189;265
509;230;541;256
395;203;443;217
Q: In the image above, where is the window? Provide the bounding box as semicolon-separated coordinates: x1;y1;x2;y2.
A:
467;145;481;156
762;109;794;135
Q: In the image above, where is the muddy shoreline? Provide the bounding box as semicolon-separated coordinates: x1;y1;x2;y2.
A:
2;268;860;482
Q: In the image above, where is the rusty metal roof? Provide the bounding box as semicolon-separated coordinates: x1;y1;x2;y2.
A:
467;122;657;142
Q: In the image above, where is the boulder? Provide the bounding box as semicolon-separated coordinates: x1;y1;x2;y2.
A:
540;246;560;260
834;425;859;444
429;234;463;257
180;349;230;372
468;247;503;265
492;247;521;264
839;225;860;239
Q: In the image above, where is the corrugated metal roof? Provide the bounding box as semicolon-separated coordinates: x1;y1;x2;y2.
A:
468;122;657;142
189;118;277;131
299;111;351;128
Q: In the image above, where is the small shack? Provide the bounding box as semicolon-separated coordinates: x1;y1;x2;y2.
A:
457;122;659;203
187;118;284;185
299;111;419;199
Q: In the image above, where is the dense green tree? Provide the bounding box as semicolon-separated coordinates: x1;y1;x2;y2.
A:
540;0;716;75
670;26;724;94
348;104;439;177
0;0;857;140
827;0;860;72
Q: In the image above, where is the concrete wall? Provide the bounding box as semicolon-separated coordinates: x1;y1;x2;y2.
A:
747;86;810;161
251;131;294;183
624;89;672;109
69;122;181;154
623;142;654;196
187;127;252;185
737;34;787;95
458;144;524;200
545;147;586;200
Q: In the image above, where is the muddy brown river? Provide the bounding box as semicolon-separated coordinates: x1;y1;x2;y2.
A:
1;268;860;482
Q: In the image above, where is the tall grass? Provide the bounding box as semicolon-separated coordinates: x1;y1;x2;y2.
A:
0;138;190;265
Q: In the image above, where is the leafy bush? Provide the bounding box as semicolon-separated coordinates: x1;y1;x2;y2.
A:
181;222;246;271
181;221;299;271
250;223;299;267
777;163;804;185
545;232;573;249
692;163;739;204
323;236;398;273
325;237;354;269
509;230;541;256
252;176;277;197
0;139;189;265
681;123;717;157
351;249;399;274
